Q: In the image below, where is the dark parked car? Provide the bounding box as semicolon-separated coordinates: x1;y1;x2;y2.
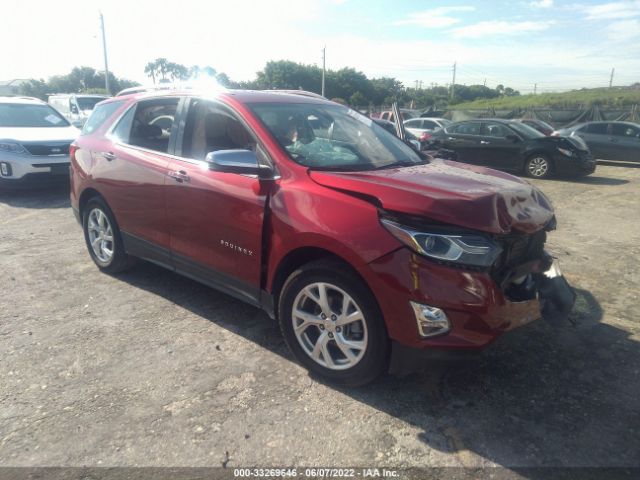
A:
70;90;574;385
429;119;596;178
515;118;554;136
553;121;640;163
372;118;424;150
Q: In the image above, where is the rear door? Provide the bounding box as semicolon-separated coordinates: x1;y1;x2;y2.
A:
97;96;182;258
478;122;522;171
609;123;640;162
443;122;484;164
164;98;270;305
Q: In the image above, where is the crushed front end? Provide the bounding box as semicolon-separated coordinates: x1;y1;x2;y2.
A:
365;213;576;352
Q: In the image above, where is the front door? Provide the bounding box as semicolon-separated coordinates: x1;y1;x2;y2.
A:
165;98;269;305
609;123;640;162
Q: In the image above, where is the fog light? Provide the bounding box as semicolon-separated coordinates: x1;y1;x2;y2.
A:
0;162;11;177
410;301;450;338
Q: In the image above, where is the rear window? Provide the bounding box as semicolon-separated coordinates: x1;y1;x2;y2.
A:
77;97;106;111
0;103;70;128
81;100;124;136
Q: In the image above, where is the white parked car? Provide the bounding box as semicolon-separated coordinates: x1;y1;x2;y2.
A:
403;117;451;141
0;96;80;187
48;94;109;127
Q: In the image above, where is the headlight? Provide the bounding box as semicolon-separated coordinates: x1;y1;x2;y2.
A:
381;219;503;267
557;147;573;157
0;142;26;154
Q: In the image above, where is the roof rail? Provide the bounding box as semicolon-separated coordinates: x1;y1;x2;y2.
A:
268;89;326;99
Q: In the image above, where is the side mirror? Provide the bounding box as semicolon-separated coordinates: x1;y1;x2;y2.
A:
505;134;520;143
205;149;273;178
70;104;79;114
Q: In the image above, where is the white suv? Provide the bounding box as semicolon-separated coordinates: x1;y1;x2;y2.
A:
0;96;79;186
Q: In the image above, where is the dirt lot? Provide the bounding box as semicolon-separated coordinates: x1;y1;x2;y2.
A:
1;163;639;471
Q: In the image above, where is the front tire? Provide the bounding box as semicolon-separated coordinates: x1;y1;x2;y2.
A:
82;197;132;274
525;154;552;178
278;260;389;386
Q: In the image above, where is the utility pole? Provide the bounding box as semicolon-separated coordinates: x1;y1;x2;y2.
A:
99;12;110;95
483;78;486;87
415;80;419;90
450;61;457;99
321;46;326;97
419;80;423;90
609;67;615;88
534;83;537;95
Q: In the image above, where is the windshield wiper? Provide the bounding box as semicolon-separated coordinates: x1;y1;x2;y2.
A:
374;160;424;170
307;165;371;172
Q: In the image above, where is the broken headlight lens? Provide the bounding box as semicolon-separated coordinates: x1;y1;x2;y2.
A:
381;219;503;267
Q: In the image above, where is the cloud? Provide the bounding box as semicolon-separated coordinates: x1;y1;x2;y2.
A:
394;6;475;28
530;0;553;7
604;19;640;41
582;1;640;20
450;20;554;38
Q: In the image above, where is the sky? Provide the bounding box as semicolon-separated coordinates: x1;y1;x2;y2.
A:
2;0;639;93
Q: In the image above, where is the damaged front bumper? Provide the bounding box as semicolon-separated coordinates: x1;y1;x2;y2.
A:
366;248;576;351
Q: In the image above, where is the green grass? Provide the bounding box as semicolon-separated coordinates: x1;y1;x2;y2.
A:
452;87;640;110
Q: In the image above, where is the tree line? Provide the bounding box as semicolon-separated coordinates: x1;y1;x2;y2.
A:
18;59;521;109
19;67;138;100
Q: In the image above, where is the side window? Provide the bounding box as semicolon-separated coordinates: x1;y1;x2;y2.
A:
405;119;421;128
181;100;255;160
586;123;608;135
128;98;179;153
481;122;511;137
611;123;639;138
423;120;438;130
449;122;480;135
80;100;124;136
111;105;136;143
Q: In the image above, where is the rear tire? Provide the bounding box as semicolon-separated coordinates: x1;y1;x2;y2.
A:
82;197;133;274
278;260;389;386
525;154;552;178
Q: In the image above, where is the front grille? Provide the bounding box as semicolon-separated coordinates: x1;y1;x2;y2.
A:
23;143;70;156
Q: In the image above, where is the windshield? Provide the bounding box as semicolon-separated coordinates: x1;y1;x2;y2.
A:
0;104;70;128
509;121;545;139
77;97;106;111
250;103;424;171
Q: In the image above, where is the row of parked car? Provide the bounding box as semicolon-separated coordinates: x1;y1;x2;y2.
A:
371;109;639;178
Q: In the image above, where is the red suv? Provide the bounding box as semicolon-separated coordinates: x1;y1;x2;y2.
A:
70;89;574;385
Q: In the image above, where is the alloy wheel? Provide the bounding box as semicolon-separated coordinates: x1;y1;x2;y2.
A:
291;282;368;370
87;208;114;264
528;157;549;177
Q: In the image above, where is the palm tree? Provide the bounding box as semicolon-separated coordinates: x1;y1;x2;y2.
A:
144;61;157;84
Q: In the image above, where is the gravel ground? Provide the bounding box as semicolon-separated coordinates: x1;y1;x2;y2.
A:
0;163;639;471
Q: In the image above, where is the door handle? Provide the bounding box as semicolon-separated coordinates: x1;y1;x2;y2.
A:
480;140;490;145
168;170;190;183
608;137;618;143
447;137;455;140
102;151;116;161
